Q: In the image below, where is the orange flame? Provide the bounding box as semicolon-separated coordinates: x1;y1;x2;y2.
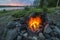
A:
28;16;42;32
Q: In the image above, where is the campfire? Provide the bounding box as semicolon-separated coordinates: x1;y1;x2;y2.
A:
26;12;46;33
28;16;42;32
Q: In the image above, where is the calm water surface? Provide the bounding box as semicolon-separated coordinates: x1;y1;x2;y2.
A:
0;7;24;10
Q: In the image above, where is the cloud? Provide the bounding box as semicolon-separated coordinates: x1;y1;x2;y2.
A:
0;0;34;6
18;0;34;4
0;0;13;4
0;3;31;6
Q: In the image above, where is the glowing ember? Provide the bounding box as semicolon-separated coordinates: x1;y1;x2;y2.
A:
28;16;42;32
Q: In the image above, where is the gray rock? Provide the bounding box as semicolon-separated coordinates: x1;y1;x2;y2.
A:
44;33;51;39
23;32;28;38
54;10;60;15
17;36;21;40
51;37;59;40
32;36;37;40
28;36;33;40
20;30;26;35
7;21;16;29
6;28;18;40
45;39;51;40
49;31;56;37
44;24;52;33
50;25;55;29
16;22;21;27
53;26;60;34
20;17;25;21
39;33;45;40
7;21;21;29
52;26;60;38
20;17;25;24
0;36;5;40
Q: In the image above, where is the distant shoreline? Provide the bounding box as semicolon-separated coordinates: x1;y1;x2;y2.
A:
0;6;33;7
0;6;25;8
0;7;24;10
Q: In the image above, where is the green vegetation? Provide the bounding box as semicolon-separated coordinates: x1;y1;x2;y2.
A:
0;7;60;18
11;7;60;18
34;0;60;8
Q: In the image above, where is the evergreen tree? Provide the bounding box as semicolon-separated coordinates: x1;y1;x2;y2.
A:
33;0;60;7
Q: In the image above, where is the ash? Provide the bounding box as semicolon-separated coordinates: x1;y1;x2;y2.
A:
5;12;60;40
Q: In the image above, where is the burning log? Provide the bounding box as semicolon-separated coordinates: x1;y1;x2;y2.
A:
27;16;42;32
26;12;48;33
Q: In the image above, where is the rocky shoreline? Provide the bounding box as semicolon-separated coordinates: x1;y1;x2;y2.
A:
0;10;60;40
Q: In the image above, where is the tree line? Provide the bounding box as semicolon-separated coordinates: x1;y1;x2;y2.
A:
33;0;60;8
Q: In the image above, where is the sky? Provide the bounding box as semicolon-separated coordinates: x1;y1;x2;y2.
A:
0;0;34;6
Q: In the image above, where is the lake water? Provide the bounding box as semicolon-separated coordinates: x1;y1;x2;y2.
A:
0;7;24;10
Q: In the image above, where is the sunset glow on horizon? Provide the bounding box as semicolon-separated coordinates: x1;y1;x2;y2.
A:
0;3;31;6
0;0;34;6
